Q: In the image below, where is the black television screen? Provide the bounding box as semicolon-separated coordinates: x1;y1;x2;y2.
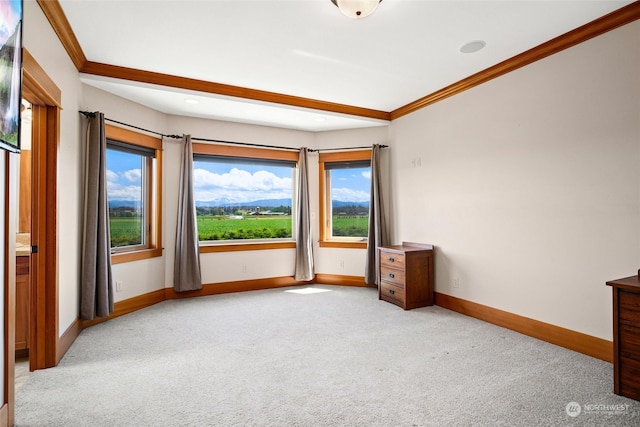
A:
0;0;22;153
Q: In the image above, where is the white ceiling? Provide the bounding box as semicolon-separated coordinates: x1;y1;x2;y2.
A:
60;0;633;132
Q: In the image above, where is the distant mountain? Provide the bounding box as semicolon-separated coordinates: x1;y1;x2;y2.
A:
109;200;141;209
113;198;368;209
196;198;292;208
332;200;369;208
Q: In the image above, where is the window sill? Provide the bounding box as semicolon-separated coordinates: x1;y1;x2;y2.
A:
199;241;296;253
111;248;163;265
319;240;367;249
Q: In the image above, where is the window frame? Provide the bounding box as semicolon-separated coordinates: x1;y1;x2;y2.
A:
192;143;298;253
318;149;372;249
105;125;163;264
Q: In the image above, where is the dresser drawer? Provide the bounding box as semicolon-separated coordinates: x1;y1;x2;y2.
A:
380;281;405;303
380;266;405;287
620;356;640;401
620;290;640;323
380;251;405;270
620;323;640;362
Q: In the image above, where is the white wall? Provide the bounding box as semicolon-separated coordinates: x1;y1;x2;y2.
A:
23;2;85;335
388;21;640;340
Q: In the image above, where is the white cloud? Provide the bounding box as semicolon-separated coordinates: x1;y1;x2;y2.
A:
106;168;142;201
123;169;142;183
193;167;292;202
361;171;371;179
107;182;141;201
332;187;370;202
106;169;119;183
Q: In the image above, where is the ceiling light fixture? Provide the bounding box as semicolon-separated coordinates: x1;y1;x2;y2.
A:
331;0;381;19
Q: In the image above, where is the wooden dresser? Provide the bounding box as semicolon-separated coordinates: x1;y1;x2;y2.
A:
606;275;640;401
378;242;434;310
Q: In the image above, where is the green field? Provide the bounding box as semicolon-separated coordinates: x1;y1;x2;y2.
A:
109;217;143;247
197;215;291;241
332;216;368;237
109;214;369;246
196;215;368;241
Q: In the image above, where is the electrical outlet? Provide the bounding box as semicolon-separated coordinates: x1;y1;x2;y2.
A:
116;281;123;292
242;264;248;273
453;278;460;289
339;260;345;269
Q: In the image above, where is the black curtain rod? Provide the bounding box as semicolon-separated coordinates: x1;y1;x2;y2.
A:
308;145;388;152
79;111;386;153
189;136;300;152
79;111;298;151
79;111;179;139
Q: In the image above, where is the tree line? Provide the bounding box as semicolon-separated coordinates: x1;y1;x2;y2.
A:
196;205;291;216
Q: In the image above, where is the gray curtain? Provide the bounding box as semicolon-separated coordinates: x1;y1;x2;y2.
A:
294;147;314;281
174;134;202;292
364;144;389;285
81;112;114;320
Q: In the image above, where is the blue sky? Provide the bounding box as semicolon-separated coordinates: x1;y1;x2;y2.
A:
193;161;293;203
193;161;371;204
106;151;372;204
106;150;142;202
330;167;371;202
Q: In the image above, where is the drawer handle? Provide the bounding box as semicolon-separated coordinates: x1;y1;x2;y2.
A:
389;289;395;295
388;257;395;263
388;273;395;279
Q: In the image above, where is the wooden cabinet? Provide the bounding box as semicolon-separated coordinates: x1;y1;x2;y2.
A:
606;275;640;401
16;255;30;354
378;242;434;310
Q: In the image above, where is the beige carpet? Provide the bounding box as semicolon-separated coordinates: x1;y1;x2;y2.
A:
15;285;640;426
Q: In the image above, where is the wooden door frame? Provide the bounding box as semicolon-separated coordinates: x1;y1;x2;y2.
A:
2;48;60;427
3;150;18;426
21;48;61;373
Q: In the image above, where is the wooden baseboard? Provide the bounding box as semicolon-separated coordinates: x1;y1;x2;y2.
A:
165;276;309;300
57;318;81;364
435;292;613;362
314;274;371;288
79;275;361;330
80;288;166;329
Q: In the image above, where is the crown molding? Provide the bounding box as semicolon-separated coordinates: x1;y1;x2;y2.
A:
36;0;87;70
39;1;639;122
390;1;640;120
79;61;391;121
36;0;389;121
